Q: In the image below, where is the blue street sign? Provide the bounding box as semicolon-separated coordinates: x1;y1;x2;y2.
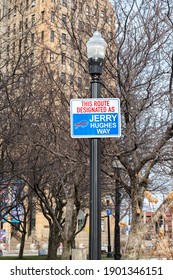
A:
126;226;130;232
106;209;112;216
70;98;121;138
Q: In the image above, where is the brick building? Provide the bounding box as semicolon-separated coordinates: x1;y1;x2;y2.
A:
143;211;173;240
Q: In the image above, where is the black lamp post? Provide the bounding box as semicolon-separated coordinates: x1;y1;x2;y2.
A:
106;195;112;257
114;180;121;260
112;159;122;260
86;32;107;260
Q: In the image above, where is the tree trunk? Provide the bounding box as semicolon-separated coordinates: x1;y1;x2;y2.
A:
127;209;144;259
47;222;60;260
61;195;78;260
18;213;28;259
126;177;144;259
61;240;72;260
18;231;26;259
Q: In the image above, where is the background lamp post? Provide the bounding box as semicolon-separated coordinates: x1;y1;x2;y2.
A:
112;159;122;260
105;195;112;257
86;32;107;260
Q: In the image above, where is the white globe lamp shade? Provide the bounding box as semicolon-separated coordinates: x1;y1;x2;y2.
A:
86;31;107;60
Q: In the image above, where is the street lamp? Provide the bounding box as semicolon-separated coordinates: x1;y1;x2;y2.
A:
86;31;107;260
112;159;122;260
105;195;112;257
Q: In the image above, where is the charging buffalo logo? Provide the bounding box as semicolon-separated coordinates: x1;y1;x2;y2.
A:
74;120;89;129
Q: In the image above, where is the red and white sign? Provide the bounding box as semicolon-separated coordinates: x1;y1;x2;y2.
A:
70;98;121;138
71;99;119;114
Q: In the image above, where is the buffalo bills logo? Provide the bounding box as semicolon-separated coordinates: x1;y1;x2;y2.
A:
74;120;89;129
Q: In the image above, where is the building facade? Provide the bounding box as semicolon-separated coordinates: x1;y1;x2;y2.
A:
143;211;173;240
0;0;116;92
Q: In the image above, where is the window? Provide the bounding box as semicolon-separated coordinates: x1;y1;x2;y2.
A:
78;219;83;231
70;56;74;67
41;31;44;42
50;51;54;62
19;21;23;32
78;20;82;31
108;16;112;25
62;33;66;44
93;25;97;32
31;14;35;26
7;26;10;37
62;14;66;27
71;0;76;9
78;56;81;66
108;32;113;39
86;23;90;33
13;23;16;34
11;61;15;71
8;8;11;19
31;52;34;64
48;70;54;79
31;1;35;7
41;11;45;23
70;37;75;48
77;77;82;88
79;1;82;13
25;18;28;29
26;0;29;11
20;3;23;12
61;53;66;65
19;39;22;52
12;42;15;53
71;17;75;27
24;37;28;48
62;0;67;7
86;5;89;16
51;11;55;23
61;72;66;83
50;29;54;42
31;33;34;43
93;8;97;18
85;78;90;91
101;10;104;21
14;6;17;16
78;39;82;49
69;75;73;86
7;45;9;57
77;210;85;231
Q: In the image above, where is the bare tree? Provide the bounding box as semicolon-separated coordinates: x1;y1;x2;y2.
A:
101;0;173;258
